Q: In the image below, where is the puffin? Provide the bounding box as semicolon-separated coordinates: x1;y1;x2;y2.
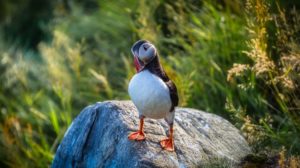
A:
128;40;179;152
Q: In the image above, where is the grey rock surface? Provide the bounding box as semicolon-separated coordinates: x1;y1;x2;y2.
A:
52;101;251;168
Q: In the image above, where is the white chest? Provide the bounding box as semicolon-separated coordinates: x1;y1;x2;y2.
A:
128;70;172;119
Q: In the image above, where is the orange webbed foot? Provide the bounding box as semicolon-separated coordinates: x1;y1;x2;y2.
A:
128;131;146;141
160;124;175;152
160;138;174;152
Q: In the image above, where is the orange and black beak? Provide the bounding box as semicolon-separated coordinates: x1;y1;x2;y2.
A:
134;56;141;72
134;55;145;72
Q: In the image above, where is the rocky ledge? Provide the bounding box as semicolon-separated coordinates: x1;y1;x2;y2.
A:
52;101;251;168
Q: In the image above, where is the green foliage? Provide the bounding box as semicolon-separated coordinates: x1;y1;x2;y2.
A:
227;0;300;155
0;0;299;167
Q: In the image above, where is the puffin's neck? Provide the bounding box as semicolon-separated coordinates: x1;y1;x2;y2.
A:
143;55;169;82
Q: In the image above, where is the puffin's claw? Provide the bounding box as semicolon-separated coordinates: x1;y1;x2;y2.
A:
160;138;174;152
128;131;146;141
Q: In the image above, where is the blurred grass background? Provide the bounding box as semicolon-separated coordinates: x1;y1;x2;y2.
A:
0;0;300;167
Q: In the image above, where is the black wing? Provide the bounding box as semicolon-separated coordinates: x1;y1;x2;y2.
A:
165;80;179;112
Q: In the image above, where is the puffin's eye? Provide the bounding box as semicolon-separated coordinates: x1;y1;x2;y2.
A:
142;43;150;51
143;46;148;51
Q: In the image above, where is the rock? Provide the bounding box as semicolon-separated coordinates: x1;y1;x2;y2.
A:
52;101;251;168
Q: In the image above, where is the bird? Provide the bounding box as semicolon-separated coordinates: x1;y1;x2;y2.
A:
128;40;179;152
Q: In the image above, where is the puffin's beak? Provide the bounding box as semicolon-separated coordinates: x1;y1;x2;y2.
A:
134;56;142;72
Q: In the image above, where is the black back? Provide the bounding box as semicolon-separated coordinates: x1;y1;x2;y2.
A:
143;55;179;112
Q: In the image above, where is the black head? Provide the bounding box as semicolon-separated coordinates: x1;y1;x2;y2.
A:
131;40;157;72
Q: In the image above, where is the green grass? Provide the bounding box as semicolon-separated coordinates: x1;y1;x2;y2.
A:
0;0;299;167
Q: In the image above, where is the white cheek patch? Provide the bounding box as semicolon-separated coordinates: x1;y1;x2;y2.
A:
138;47;155;63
